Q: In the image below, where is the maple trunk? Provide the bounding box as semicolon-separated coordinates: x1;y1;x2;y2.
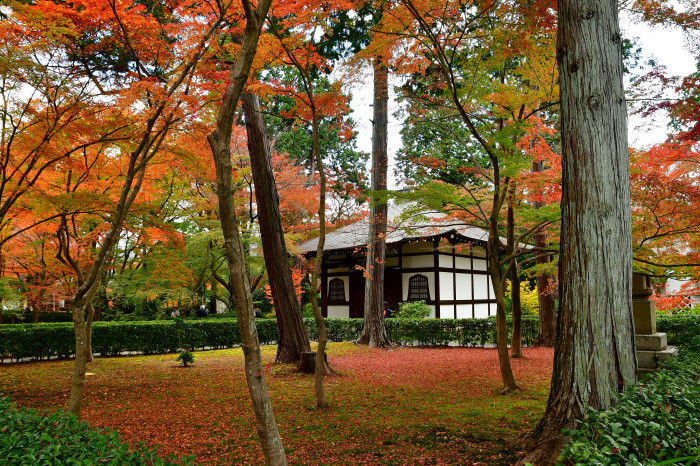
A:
309;106;329;408
86;303;95;363
487;234;518;393
522;0;637;462
206;0;286;462
357;59;391;348
67;300;89;415
532;160;556;347
241;93;311;364
510;260;523;358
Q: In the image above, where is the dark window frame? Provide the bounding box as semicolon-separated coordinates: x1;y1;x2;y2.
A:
328;278;347;304
407;274;430;301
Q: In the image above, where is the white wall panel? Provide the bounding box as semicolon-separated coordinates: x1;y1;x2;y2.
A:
474;303;490;318
440;272;454;300
455;273;472;300
456;304;473;319
327;305;349;318
455;256;471;270
473;274;489;300
439;254;452;267
472;258;488;271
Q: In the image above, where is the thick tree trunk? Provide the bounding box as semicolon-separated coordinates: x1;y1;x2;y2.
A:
242;93;311;364
207;1;286;462
532;160;556;347
510;260;523;358
522;1;637;462
357;59;391;348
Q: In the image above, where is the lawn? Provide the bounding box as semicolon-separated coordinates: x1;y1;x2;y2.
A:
0;343;553;465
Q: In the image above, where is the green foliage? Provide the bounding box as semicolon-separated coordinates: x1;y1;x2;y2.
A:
395;301;431;319
656;315;700;346
560;338;700;465
176;350;194;367
386;317;539;346
1;311;72;324
0;397;193;465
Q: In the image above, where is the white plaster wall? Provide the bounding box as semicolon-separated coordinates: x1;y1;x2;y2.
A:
455;273;472;300
455;256;471;270
474;303;490;318
472;258;488;271
427;304;436;319
327;305;349;319
488;276;495;300
473;274;489;300
327;276;349;301
403;254;433;268
439;304;456;319
456;304;473;319
439;254;452;268
440;271;454;300
402;271;435;301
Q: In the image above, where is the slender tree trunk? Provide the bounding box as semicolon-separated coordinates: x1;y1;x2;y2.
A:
207;1;286;462
357;58;391;348
309;107;328;408
522;0;636;462
510;260;522;358
242;93;311;364
488;235;518;393
532;160;556;347
86;302;95;363
67;300;89;415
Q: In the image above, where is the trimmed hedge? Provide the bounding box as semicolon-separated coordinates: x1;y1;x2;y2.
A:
2;315;697;362
0;396;192;465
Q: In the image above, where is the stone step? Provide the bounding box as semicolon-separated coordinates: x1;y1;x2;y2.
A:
636;333;668;351
637;346;678;369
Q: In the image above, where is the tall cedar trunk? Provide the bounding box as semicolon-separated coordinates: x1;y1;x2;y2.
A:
206;0;286;462
532;160;556;347
241;93;311;364
487;234;518;392
522;1;636;462
357;59;391;348
510;260;522;358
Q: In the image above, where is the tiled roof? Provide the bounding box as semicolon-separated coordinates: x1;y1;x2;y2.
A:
298;204;490;255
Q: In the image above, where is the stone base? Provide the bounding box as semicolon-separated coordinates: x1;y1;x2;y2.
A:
637;346;678;370
636;333;668;351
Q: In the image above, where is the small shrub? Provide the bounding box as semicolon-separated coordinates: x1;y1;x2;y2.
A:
0;397;193;465
395;301;431;319
560;338;700;465
176;350;194;367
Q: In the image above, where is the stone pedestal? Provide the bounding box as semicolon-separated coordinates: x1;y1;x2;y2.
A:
633;273;677;378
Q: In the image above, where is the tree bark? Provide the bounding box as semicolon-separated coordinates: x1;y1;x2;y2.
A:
242;93;311;364
487;234;518;393
357;58;391;348
522;0;637;462
206;0;286;463
510;260;523;358
532;160;556;347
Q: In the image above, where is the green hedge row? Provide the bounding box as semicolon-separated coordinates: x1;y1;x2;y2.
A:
0;397;192;465
2;315;697;362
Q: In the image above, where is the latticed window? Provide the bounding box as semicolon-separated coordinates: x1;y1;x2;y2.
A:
328;278;346;303
407;274;430;301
